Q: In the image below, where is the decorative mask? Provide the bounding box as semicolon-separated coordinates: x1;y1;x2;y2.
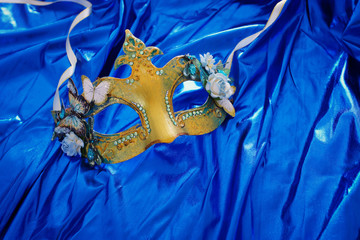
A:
52;30;236;165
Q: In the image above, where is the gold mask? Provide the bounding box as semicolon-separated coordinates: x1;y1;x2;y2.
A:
52;30;236;165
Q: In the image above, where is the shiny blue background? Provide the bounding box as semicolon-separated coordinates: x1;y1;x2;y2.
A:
1;0;360;239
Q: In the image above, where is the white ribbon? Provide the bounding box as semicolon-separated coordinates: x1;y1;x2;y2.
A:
0;0;92;111
225;0;287;69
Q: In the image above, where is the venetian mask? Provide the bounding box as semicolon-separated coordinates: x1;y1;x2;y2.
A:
52;30;236;165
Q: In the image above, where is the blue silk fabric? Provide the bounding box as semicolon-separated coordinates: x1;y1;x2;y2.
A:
1;0;360;239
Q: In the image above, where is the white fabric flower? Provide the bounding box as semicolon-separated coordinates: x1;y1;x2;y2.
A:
200;52;216;73
205;72;236;117
205;73;235;99
61;132;84;157
54;126;70;135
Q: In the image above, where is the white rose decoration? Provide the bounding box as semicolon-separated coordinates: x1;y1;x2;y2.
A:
54;126;70;135
205;72;236;117
61;132;84;157
200;52;216;74
205;73;234;99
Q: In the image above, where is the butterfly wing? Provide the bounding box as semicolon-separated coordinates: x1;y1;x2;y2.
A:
82;76;95;103
67;78;78;95
93;81;110;105
58;115;85;136
69;93;88;115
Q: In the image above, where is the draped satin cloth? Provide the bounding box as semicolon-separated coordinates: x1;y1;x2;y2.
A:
1;0;360;239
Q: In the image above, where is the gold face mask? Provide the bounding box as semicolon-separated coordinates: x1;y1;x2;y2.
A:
52;30;236;165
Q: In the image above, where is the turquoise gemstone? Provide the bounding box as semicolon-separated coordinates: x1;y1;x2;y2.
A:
126;136;130;140
189;64;196;75
87;148;95;161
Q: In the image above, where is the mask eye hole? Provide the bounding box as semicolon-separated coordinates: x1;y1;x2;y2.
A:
172;80;208;112
93;104;141;134
112;64;132;79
